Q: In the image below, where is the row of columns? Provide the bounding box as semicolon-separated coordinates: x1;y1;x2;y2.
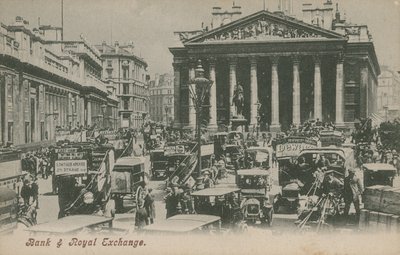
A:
184;54;345;129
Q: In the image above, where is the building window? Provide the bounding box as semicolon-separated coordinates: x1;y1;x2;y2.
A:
107;60;112;67
123;67;128;80
40;122;45;141
123;99;129;110
123;84;129;95
7;122;13;142
25;122;30;143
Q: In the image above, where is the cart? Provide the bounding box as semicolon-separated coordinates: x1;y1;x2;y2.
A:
111;156;148;213
362;163;397;187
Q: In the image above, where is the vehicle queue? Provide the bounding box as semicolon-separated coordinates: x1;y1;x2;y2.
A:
2;118;400;236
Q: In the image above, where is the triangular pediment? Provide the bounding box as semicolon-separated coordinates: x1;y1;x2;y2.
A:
184;10;345;44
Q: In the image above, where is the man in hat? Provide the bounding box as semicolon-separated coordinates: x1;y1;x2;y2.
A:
144;188;155;224
203;171;214;188
390;152;400;176
135;199;148;229
21;179;33;206
343;168;364;223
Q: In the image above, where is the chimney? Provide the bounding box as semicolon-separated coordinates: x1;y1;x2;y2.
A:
232;3;242;20
102;41;107;53
114;41;119;54
211;7;222;28
335;3;341;22
15;16;24;25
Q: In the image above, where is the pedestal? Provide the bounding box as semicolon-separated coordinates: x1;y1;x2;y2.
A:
230;116;247;133
269;123;281;133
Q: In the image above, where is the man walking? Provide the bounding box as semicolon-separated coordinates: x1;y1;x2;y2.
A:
135;199;148;229
144;188;155;224
343;168;364;223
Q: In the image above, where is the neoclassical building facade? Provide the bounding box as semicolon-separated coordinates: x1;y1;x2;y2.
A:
170;3;380;131
0;17;119;147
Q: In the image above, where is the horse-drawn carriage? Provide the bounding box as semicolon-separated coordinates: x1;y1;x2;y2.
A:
54;143;114;217
362;163;397;187
111;156;148;213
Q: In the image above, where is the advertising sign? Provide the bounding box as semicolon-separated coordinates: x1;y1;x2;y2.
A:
275;137;318;158
57;152;85;160
55;160;87;175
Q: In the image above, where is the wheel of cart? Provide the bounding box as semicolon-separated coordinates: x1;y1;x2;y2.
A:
110;156;147;213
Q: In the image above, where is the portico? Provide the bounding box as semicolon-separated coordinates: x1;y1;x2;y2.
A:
170;10;380;131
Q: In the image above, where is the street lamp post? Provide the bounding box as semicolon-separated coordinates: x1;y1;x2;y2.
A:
189;60;212;177
164;105;169;126
101;104;107;129
255;101;261;138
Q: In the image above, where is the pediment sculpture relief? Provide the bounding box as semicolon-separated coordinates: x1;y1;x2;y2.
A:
201;17;323;42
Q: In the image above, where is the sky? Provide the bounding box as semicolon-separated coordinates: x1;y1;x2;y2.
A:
0;0;399;77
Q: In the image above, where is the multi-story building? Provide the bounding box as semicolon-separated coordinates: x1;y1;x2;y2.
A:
0;16;118;147
377;66;400;121
170;0;380;131
95;41;149;129
149;73;174;125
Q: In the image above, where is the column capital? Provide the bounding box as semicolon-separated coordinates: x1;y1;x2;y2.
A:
208;57;217;66
172;62;181;69
291;54;300;65
228;56;237;65
336;52;345;64
269;55;280;65
188;57;197;68
313;55;321;65
360;56;369;67
249;56;258;65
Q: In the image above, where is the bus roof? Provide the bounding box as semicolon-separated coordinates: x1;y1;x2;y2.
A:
237;169;269;176
362;163;397;171
26;215;113;234
115;156;145;166
191;187;240;197
142;214;220;233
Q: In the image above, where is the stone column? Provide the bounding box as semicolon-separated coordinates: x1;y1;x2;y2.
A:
208;57;218;129
270;56;280;131
360;57;369;118
172;63;181;128
313;55;322;121
188;60;196;129
67;92;72;126
292;55;301;126
249;56;258;126
335;54;345;125
229;57;237;120
87;100;92;126
50;93;54;140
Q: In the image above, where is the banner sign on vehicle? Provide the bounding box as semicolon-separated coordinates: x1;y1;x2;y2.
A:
275;137;318;158
55;160;87;175
57;152;85;160
55;147;78;153
201;144;214;156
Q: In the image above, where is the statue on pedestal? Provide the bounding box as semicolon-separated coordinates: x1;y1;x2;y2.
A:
232;83;244;118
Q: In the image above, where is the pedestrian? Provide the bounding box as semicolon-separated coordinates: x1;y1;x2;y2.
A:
20;179;32;206
343;168;364;223
31;178;39;209
164;187;175;218
144;188;155;224
135;199;148;229
390;153;400;176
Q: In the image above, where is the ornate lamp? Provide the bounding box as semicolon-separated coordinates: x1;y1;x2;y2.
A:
188;60;213;177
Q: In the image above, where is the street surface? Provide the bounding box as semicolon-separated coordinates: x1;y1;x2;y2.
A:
34;163;307;235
